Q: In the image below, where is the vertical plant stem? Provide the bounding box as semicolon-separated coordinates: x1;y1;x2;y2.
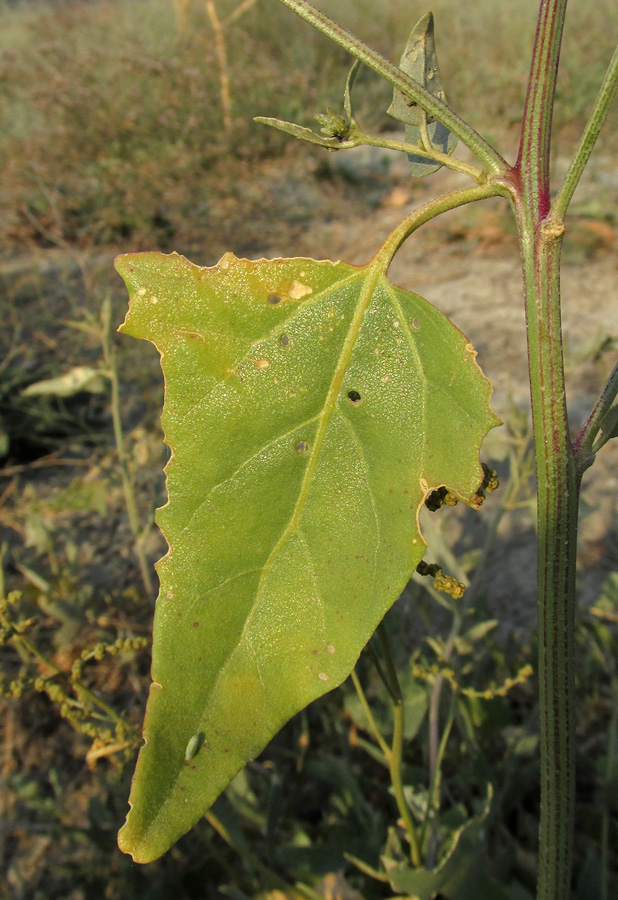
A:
519;221;579;900
376;623;422;867
350;669;391;759
516;3;577;897
205;0;233;132
101;300;153;596
600;688;618;900
421;688;456;866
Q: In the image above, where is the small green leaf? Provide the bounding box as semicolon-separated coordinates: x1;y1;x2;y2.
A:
254;116;346;149
115;250;499;862
387;12;458;176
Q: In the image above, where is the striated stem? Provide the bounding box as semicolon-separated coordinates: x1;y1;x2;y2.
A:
515;2;579;896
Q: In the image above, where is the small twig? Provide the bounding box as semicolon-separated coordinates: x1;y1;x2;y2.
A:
204;0;233;132
350;669;391;759
101;298;153;596
375;622;422;868
275;0;508;174
222;0;259;27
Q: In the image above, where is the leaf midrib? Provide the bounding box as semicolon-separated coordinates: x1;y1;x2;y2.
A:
191;265;379;719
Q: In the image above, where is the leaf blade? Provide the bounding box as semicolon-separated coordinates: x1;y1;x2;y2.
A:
115;251;499;862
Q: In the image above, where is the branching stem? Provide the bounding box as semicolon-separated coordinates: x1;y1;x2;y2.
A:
359;132;486;182
573;361;618;468
552;42;618;220
276;0;508;174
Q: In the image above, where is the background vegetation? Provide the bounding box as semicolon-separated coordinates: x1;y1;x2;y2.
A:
0;0;617;898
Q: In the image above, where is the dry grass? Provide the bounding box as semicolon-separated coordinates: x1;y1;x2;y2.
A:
0;0;616;255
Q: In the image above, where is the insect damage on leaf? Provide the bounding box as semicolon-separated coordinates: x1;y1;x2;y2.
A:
115;249;499;863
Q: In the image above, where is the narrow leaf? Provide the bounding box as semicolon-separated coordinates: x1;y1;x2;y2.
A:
253;116;344;149
387;12;458;176
115;250;499;862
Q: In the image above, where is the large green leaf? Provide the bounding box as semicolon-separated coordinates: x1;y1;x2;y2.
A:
115;250;499;862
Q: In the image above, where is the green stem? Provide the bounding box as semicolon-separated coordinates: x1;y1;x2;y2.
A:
101;299;153;596
359;132;486;183
350;669;391;759
420;688;456;864
516;2;579;896
600;687;618;900
375;623;422;868
365;639;397;703
375;182;507;272
275;0;507;174
573;361;618;466
517;211;578;900
552;42;618;220
516;0;568;215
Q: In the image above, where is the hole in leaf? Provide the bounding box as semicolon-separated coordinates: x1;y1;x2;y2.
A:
295;440;309;455
280;333;290;347
412;317;420;330
347;390;362;404
268;294;282;305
